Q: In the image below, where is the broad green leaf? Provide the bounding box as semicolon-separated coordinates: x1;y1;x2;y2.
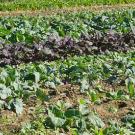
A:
34;72;40;83
79;104;89;115
65;109;80;118
48;109;65;127
13;98;23;115
0;84;11;99
0;27;11;37
45;81;56;89
36;89;48;101
88;113;105;128
80;79;89;93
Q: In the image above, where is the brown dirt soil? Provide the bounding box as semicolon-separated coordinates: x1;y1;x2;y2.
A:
94;100;135;125
0;4;135;17
0;84;135;134
56;84;135;124
0;108;30;134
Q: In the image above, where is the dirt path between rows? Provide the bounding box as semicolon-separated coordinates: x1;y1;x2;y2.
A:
0;4;135;17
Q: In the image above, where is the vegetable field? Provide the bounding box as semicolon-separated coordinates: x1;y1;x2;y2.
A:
0;1;135;135
0;0;134;11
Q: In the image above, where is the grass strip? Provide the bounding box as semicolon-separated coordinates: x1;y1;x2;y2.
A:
0;0;135;11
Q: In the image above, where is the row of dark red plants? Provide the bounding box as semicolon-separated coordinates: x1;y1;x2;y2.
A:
0;32;134;66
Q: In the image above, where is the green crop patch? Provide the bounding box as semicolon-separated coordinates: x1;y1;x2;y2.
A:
0;7;135;135
0;9;134;43
0;0;134;11
0;51;135;134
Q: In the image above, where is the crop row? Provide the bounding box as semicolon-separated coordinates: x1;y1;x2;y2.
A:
0;51;135;134
0;8;135;135
0;51;134;112
0;0;134;11
0;9;134;43
0;32;134;66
